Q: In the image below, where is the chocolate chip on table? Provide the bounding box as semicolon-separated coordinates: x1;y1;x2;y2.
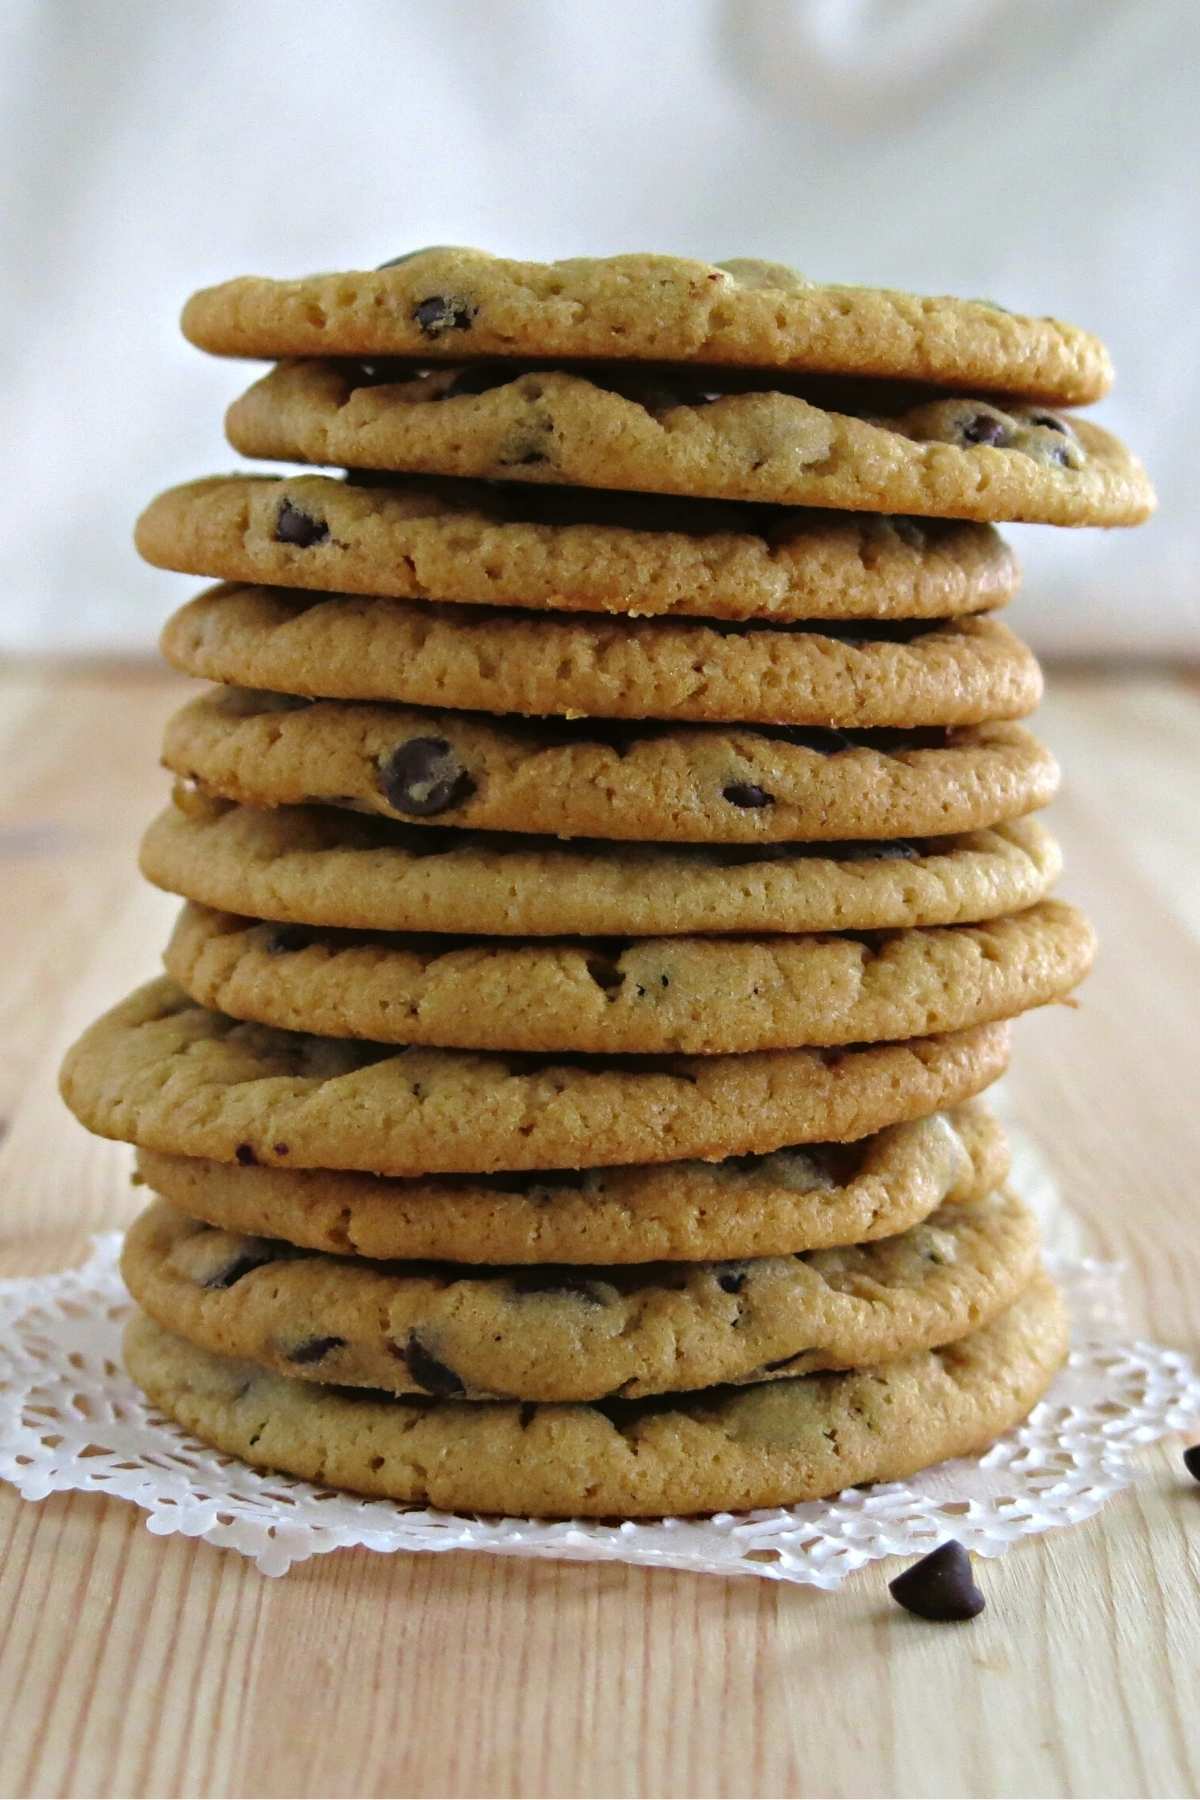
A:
412;295;475;337
274;500;329;547
723;782;774;809
377;738;476;817
1183;1444;1200;1481
888;1540;986;1622
401;1332;466;1397
287;1336;346;1365
959;412;1010;448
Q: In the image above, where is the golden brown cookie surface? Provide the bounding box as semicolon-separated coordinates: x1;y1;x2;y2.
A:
182;249;1112;403
60;979;1011;1175
123;1272;1067;1516
162;688;1061;845
224;361;1153;527
134;1103;1007;1264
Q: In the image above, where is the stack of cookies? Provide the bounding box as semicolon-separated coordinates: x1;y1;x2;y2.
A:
60;252;1153;1518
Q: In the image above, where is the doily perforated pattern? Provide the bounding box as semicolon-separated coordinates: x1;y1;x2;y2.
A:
1;1233;1196;1582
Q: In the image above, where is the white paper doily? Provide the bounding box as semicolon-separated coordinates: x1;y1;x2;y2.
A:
1;1229;1197;1583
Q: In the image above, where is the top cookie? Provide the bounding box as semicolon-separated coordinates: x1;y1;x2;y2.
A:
181;250;1113;404
224;362;1154;528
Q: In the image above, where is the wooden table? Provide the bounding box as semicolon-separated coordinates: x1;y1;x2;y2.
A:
1;664;1197;1800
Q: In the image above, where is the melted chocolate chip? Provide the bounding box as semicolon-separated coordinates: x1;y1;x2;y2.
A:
585;954;626;994
888;1540;985;1622
275;501;329;548
1183;1444;1200;1482
378;738;476;817
287;1336;346;1365
1029;412;1068;433
266;925;314;955
960;413;1010;448
402;1332;466;1396
202;1248;273;1290
413;295;475;337
717;1270;748;1295
723;782;774;809
234;1144;257;1166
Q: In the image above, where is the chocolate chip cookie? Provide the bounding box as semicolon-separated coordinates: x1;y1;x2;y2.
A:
223;362;1153;527
163;900;1094;1055
121;1187;1040;1401
136;475;1020;622
122;1270;1068;1515
162;689;1060;844
141;798;1063;937
134;1103;1006;1263
181;250;1112;403
59;979;1011;1176
160;586;1041;727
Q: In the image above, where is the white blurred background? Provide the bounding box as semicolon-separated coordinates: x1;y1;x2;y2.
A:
2;0;1196;658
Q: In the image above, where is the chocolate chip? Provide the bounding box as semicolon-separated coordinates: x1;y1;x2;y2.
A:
585;954;626;994
717;1269;748;1295
273;1143;290;1157
412;294;475;337
402;1332;465;1396
1029;412;1068;433
202;1248;273;1290
512;1272;606;1305
723;782;773;809
234;1143;257;1166
274;501;329;548
377;738;475;817
287;1336;346;1365
888;1541;985;1622
960;412;1009;448
266;925;314;955
1184;1445;1200;1482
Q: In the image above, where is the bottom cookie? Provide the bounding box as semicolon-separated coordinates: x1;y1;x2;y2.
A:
124;1271;1066;1517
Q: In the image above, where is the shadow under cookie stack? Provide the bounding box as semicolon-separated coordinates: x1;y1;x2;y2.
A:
60;252;1153;1518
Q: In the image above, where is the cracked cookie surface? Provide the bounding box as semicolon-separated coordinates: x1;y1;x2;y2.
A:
181;249;1112;403
123;1272;1067;1515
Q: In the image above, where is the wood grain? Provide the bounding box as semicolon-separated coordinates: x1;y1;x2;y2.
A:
0;665;1197;1799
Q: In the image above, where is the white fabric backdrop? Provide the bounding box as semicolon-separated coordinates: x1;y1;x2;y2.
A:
2;0;1196;657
